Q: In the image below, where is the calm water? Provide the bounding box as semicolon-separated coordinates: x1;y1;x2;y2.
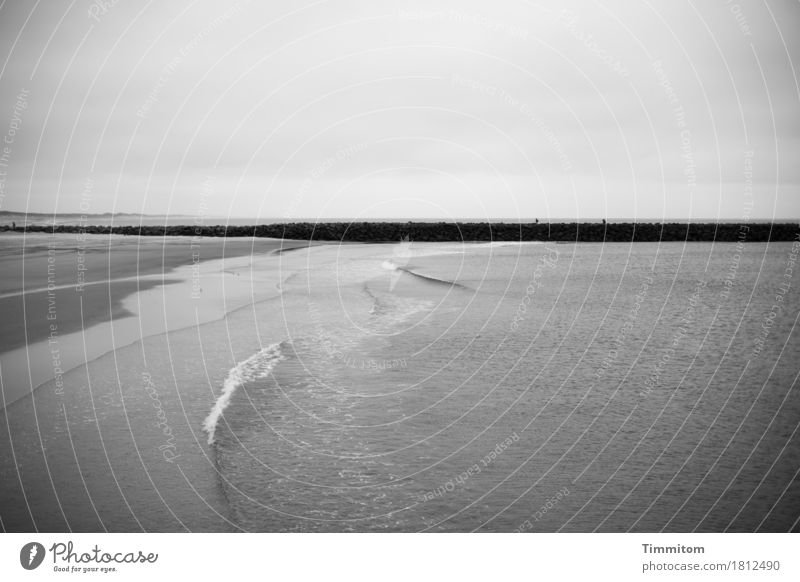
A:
2;241;799;532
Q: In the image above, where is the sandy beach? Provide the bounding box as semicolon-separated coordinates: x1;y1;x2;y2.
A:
0;233;314;408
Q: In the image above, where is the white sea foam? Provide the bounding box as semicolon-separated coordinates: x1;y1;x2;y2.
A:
202;342;286;445
377;241;541;264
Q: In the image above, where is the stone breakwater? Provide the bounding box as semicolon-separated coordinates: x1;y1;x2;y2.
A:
1;222;797;242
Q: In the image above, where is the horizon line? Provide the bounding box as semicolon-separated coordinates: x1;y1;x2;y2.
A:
1;211;798;222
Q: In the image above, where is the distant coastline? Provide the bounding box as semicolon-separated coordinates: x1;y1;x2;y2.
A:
1;221;797;242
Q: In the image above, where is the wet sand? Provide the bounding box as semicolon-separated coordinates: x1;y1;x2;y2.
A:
0;233;315;408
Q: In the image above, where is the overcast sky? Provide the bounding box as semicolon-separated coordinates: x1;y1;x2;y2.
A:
0;0;798;220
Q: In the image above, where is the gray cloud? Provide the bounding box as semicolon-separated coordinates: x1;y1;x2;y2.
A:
1;0;797;220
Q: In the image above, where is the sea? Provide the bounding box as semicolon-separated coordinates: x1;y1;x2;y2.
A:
1;240;799;532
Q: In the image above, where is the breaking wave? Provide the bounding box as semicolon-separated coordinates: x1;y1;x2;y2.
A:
381;259;468;289
202;342;286;445
395;267;470;289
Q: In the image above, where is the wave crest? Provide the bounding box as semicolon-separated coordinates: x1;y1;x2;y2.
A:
202;342;285;445
396;267;469;289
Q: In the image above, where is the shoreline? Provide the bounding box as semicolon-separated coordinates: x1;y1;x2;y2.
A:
0;234;315;409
